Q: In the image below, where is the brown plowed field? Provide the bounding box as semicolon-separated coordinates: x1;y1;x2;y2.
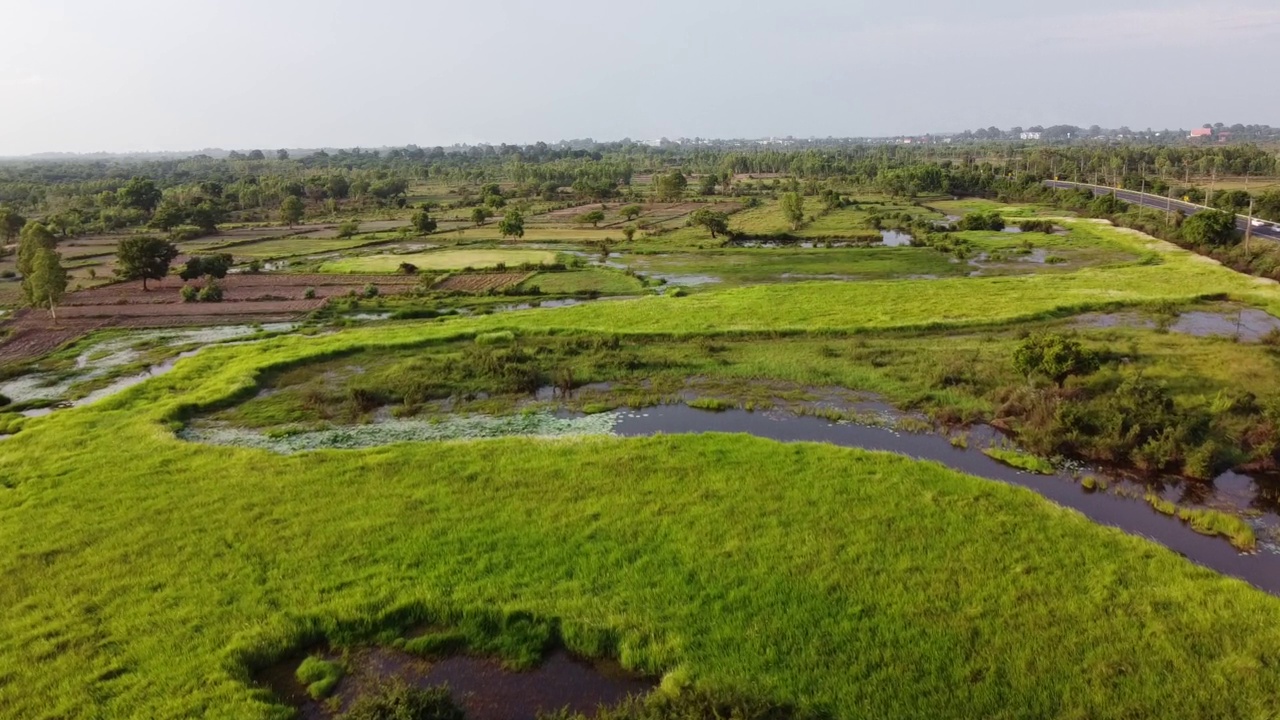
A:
433;272;533;293
0;273;419;364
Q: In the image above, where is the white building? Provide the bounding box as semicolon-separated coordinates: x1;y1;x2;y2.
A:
1020;131;1042;141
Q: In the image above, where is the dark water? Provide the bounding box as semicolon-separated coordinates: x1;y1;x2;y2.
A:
613;406;1280;594
263;648;653;720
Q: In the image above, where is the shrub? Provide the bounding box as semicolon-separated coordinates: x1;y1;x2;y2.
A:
303;286;316;299
336;220;360;238
958;211;1005;231
342;680;463;720
0;393;10;408
295;656;343;700
197;278;223;302
363;283;379;298
179;284;198;302
1018;220;1057;233
247;259;262;274
398;263;418;275
688;398;734;412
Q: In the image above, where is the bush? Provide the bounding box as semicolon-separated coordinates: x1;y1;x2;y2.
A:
958;211;1005;231
342;680;463;720
398;263;418;275
295;656;343;700
363;283;379;298
0;394;10;408
336;220;360;238
303;286;316;299
197;278;223;302
179;284;198;303
1017;220;1056;233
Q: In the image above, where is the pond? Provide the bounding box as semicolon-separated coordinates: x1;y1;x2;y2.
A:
262;648;653;720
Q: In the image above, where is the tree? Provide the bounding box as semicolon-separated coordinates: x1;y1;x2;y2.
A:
247;149;266;161
0;206;25;244
498;210;525;239
149;201;188;231
622;225;637;242
470;207;493;226
116;236;178;290
280;196;305;227
1013;332;1098;387
780;192;805;230
690;209;730;239
116;176;162;214
698;175;718;196
17;221;56;277
411;210;438;234
276;149;290;161
24;247;67;319
1181;209;1238;247
619;204;643;221
576;209;606;227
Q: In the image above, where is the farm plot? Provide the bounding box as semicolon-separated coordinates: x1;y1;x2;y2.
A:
322;249;556;273
0;274;417;363
433;272;534;293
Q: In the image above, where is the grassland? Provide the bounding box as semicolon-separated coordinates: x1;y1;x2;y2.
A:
320;249;557;273
5;330;1280;717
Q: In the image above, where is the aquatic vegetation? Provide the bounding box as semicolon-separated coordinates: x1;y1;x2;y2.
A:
982;447;1055;474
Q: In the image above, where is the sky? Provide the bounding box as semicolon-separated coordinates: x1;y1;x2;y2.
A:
2;0;1278;155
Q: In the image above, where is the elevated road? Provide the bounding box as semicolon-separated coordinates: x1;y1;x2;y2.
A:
1043;180;1280;243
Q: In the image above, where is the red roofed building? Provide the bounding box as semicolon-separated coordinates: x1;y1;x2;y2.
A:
1189;128;1213;138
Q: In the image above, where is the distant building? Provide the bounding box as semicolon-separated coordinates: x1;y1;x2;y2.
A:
1020;131;1042;141
1189;128;1213;138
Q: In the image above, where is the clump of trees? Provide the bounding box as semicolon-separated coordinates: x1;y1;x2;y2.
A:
652;171;688;202
470;207;492;226
1181;209;1238;247
411;209;437;234
178;253;233;281
279;196;305;227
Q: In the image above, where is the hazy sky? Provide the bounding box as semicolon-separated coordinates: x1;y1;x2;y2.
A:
2;0;1278;155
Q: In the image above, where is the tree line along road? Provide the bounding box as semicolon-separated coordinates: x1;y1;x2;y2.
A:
1043;180;1280;243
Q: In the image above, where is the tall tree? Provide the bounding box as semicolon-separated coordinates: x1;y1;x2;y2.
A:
17;221;56;277
498;210;525;240
276;149;290;161
780;192;805;230
470;207;492;226
24;247;68;319
280;196;305;227
116;236;178;290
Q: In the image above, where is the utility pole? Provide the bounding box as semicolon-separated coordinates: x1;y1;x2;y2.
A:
1166;186;1174;226
1246;198;1255;253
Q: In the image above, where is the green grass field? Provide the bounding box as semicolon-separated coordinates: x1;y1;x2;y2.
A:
5;326;1280;717
320;248;557;273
